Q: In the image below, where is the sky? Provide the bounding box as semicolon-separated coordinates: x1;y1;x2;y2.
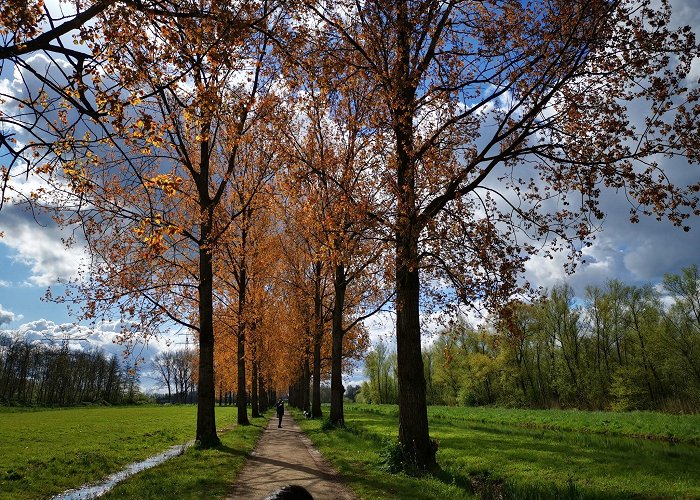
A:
1;0;699;391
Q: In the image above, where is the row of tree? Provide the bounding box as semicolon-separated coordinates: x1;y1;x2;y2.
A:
151;349;197;404
359;266;700;413
2;0;699;467
0;334;140;405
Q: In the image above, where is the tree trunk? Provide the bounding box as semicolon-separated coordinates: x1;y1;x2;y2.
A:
303;356;311;413
196;238;220;446
395;246;433;468
258;364;267;412
312;335;322;417
312;261;323;418
237;265;250;425
391;0;435;468
330;264;347;426
251;345;260;418
288;383;296;408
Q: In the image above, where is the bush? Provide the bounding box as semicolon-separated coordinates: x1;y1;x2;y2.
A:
320;417;336;431
378;438;406;473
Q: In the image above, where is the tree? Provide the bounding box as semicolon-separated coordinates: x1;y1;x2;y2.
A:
663;265;700;385
152;351;175;402
0;332;134;405
217;148;279;423
26;0;276;446
302;0;699;467
0;0;239;209
277;68;389;424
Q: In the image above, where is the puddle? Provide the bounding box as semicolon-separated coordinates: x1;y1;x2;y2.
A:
52;441;194;499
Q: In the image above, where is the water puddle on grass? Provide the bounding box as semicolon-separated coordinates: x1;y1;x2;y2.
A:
51;441;194;499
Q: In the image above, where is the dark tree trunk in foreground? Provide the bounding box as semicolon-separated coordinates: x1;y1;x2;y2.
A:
237;268;250;425
395;233;434;468
392;6;434;466
196;228;220;447
330;263;347;426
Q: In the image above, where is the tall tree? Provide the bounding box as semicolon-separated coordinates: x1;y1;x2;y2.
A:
302;0;699;467
29;0;276;446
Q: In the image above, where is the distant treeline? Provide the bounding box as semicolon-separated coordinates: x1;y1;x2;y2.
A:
0;334;141;406
359;266;700;413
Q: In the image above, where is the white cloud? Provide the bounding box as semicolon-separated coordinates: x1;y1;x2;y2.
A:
0;304;19;325
0;205;86;286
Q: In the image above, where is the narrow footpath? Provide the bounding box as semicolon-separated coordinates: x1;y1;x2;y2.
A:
228;413;357;500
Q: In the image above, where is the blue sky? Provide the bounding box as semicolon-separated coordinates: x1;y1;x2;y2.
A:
1;0;699;391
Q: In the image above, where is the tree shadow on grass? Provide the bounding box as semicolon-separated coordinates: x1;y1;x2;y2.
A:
212;444;250;458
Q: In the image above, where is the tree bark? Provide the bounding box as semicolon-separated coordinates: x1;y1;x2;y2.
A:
237;267;250;425
395;245;433;468
330;263;347;426
196;236;220;446
303;355;311;413
392;2;434;466
251;344;260;418
258;364;267;412
312;261;324;418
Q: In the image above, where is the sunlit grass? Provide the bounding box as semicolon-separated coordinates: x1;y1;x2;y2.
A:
425;405;700;444
293;408;468;499
0;405;239;500
102;415;267;499
295;404;700;499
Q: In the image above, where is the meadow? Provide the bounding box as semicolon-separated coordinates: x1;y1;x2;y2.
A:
295;404;700;499
3;404;700;499
0;405;264;500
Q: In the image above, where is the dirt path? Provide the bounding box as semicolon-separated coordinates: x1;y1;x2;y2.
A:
227;413;357;500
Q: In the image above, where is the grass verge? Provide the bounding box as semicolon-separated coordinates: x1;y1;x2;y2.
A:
102;414;267;499
294;404;700;499
0;405;246;499
292;407;470;499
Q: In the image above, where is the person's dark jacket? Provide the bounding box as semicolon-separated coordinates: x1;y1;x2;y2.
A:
276;401;284;417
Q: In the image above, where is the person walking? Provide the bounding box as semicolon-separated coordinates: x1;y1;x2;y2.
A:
276;399;284;428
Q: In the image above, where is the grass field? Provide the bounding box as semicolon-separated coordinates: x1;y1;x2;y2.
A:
4;404;700;499
425;405;700;444
101;415;267;499
0;405;261;500
295;404;700;499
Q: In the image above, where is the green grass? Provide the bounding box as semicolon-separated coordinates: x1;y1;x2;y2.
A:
425;405;700;445
102;415;267;499
295;404;700;499
0;405;245;499
5;403;699;499
293;407;464;500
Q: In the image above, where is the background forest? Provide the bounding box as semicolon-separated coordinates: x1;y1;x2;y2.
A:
359;266;700;413
0;334;142;405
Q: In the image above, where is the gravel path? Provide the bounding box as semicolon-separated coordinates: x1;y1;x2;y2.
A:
228;414;357;500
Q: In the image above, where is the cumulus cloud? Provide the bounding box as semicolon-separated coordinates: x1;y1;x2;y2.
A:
523;208;700;298
0;304;19;325
0;205;86;286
